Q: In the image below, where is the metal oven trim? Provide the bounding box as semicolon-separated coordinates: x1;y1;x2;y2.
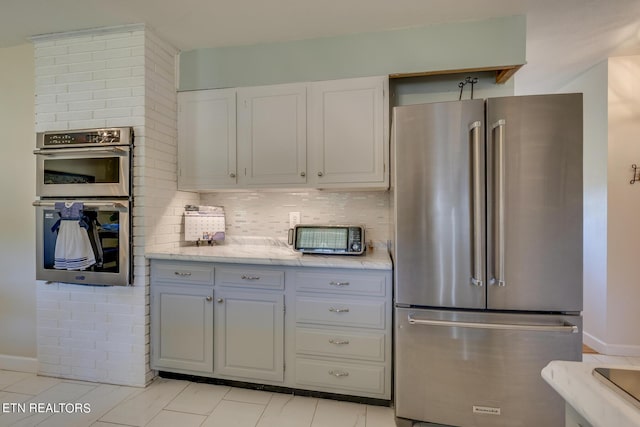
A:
35;145;131;198
34;199;131;286
36;127;133;149
35;127;133;198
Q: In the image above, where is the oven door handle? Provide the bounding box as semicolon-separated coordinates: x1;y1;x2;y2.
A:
33;147;128;156
33;200;128;211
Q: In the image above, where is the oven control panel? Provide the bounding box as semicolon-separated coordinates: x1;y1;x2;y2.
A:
37;127;133;148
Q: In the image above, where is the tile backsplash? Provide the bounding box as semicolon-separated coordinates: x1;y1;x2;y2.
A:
200;190;391;245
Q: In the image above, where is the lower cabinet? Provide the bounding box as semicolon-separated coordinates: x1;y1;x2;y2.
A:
150;259;391;400
295;358;386;395
214;289;284;382
292;268;391;399
151;284;214;373
295;327;385;362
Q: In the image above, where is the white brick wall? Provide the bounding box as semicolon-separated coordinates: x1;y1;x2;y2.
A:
33;24;196;387
137;29;198;384
34;28;146;132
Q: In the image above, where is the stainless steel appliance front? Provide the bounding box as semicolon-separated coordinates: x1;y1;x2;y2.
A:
35;128;132;198
35;200;131;286
393;96;583;312
593;367;640;409
290;224;365;255
392;94;583;427
395;308;582;427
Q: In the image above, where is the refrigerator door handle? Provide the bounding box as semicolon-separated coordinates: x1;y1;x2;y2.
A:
491;119;506;287
469;120;484;287
407;314;579;333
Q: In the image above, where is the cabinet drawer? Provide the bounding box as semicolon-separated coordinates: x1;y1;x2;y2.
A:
216;266;284;290
295;327;385;362
152;262;214;285
295;358;385;395
295;297;385;329
295;270;387;297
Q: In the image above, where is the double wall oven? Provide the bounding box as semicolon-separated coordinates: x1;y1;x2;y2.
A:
34;128;133;286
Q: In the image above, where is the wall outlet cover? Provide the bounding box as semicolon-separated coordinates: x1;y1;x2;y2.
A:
289;212;301;228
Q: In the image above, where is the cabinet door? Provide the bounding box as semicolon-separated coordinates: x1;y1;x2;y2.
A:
214;289;284;382
309;76;388;187
178;89;237;189
151;284;214;373
237;83;307;185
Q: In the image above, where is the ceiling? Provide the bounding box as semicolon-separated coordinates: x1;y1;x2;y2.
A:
2;0;640;92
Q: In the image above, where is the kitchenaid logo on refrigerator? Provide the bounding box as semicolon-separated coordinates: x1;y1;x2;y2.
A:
472;405;501;416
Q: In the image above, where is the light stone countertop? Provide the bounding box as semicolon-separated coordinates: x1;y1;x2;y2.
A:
542;360;640;427
145;239;392;270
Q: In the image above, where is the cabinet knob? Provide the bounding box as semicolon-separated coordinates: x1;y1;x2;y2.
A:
317;171;324;177
217;298;224;303
229;172;236;178
205;296;213;302
300;171;306;177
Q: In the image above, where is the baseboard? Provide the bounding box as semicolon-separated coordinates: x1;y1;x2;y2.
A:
583;332;607;354
0;354;38;373
583;331;640;356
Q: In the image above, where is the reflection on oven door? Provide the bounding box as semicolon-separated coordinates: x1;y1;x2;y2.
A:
36;200;130;286
35;146;131;198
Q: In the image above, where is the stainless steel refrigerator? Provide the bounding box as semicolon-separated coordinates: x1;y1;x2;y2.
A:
392;94;583;427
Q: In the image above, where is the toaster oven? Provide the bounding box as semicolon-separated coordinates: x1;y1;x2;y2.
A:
289;225;365;255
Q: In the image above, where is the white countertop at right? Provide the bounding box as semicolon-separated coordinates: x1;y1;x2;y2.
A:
542;360;640;427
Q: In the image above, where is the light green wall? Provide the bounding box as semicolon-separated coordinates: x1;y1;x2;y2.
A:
391;71;515;106
179;15;526;91
0;43;36;363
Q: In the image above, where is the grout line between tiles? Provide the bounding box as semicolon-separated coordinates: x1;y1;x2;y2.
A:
308;395;320;427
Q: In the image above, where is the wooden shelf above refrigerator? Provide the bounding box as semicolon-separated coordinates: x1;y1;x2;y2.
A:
389;64;523;84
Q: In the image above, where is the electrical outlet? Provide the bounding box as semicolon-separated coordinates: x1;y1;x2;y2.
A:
289;212;301;228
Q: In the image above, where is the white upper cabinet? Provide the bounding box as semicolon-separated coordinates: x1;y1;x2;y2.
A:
237;83;307;186
309;76;388;188
176;76;388;190
178;89;237;190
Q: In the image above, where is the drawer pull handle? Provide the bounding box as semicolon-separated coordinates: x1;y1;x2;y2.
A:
329;307;350;313
329;370;349;377
329;281;350;287
329;339;350;345
174;271;192;277
241;275;260;280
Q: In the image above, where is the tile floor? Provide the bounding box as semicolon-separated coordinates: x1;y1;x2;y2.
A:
0;371;394;427
0;354;637;427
